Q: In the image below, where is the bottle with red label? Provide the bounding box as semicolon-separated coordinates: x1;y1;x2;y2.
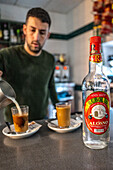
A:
82;36;110;149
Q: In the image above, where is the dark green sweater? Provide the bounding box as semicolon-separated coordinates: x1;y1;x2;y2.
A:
0;45;58;122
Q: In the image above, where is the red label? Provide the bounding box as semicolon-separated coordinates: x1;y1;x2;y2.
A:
84;91;110;135
89;54;102;63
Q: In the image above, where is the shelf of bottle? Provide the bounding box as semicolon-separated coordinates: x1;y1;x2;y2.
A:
0;40;24;45
10;42;24;45
0;40;9;44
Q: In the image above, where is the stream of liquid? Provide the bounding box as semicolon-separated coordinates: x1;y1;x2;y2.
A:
6;96;22;115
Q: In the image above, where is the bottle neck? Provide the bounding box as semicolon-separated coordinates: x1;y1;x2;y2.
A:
89;61;103;73
89;54;103;73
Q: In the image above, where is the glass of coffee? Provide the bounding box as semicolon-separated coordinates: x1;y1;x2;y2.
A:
56;102;71;128
11;105;29;133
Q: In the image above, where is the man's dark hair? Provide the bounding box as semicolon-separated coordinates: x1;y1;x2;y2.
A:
26;7;51;28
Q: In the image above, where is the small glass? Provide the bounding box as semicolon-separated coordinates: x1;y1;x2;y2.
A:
56;102;71;128
11;105;29;133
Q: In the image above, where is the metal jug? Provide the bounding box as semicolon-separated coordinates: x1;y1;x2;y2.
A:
0;79;16;108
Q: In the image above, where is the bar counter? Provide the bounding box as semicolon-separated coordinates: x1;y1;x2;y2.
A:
0;110;113;170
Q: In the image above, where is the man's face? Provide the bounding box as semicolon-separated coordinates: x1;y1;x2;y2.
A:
23;16;50;56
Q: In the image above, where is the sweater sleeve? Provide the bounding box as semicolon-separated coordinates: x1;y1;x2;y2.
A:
49;69;59;106
0;51;4;72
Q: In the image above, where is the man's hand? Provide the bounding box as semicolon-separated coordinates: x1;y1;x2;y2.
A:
0;71;3;77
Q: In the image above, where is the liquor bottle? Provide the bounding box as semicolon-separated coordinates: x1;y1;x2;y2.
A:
10;27;15;43
3;23;9;41
0;24;3;40
20;27;25;43
82;36;110;149
17;28;21;43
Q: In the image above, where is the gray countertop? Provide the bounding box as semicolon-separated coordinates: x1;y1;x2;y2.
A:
0;111;113;170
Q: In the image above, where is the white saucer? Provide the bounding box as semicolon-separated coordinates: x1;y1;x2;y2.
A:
2;121;42;139
47;118;81;133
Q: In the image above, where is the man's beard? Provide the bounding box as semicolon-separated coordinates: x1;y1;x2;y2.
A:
27;41;42;54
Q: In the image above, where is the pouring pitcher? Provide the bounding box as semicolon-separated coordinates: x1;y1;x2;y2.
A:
0;78;16;108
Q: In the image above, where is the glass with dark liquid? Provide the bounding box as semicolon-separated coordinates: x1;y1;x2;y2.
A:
11;105;29;133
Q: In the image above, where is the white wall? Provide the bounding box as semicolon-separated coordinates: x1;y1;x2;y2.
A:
66;0;93;33
0;4;27;22
67;31;92;84
66;0;93;84
44;39;68;54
